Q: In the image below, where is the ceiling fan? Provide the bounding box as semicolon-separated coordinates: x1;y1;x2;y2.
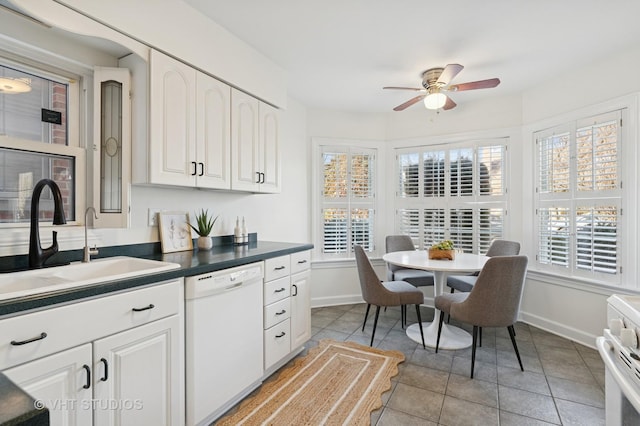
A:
384;64;500;111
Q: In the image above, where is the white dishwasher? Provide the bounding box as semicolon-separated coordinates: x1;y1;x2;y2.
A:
185;262;264;426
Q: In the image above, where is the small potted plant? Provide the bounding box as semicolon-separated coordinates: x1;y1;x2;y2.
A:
428;239;455;260
189;209;218;250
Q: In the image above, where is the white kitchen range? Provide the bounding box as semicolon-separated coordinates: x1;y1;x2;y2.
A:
597;294;640;424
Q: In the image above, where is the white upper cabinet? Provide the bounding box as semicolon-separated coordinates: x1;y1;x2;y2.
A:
196;73;231;189
147;49;231;189
149;49;197;187
231;89;281;193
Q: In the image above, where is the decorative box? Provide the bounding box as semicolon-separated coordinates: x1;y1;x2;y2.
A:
428;248;455;260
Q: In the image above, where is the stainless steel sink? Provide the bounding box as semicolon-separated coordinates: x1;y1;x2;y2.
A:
0;256;180;301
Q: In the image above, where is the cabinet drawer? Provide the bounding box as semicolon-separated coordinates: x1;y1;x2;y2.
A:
264;255;290;282
290;250;311;275
264;297;290;329
264;276;291;305
0;279;181;370
264;318;290;370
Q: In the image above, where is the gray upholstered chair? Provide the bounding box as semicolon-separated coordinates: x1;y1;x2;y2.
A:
385;235;435;287
446;239;520;293
435;255;528;378
354;245;426;348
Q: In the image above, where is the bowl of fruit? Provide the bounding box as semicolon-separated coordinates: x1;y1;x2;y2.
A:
428;240;455;260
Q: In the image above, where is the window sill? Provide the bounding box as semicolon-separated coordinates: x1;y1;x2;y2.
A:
526;269;639;296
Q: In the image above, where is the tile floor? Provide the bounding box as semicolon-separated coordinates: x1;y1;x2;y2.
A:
307;303;606;425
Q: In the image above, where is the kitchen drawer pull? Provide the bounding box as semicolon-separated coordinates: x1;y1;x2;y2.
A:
275;309;287;316
275;332;286;338
292;284;298;297
274;287;286;293
274;266;286;271
199;162;204;176
83;364;91;389
132;304;155;312
191;161;197;176
255;172;261;183
10;332;47;346
100;358;108;382
297;259;308;264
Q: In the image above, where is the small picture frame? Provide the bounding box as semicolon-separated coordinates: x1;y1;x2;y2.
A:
158;211;193;253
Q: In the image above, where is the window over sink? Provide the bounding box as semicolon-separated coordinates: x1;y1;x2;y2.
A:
0;57;84;225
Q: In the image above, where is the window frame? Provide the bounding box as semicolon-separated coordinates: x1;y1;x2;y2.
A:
533;109;624;285
393;138;510;254
312;138;384;261
0;54;87;228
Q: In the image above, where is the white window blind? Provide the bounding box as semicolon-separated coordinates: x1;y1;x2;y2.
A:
535;110;622;283
320;146;376;257
395;141;508;254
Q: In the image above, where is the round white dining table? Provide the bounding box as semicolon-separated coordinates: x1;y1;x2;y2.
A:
382;250;490;350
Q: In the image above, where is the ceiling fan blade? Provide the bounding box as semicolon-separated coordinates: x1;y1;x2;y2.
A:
393;95;426;111
383;86;424;91
448;78;500;92
443;96;457;110
436;64;464;85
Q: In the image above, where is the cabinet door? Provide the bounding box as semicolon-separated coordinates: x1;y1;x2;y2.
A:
3;344;93;426
149;49;197;186
196;72;231;189
259;102;281;193
290;270;312;349
93;315;181;426
231;88;260;192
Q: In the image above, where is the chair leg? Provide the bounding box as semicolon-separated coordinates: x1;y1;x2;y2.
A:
401;305;406;329
471;325;478;379
370;306;381;346
415;305;426;349
435;310;445;353
479;327;483;347
362;304;371;332
508;325;524;371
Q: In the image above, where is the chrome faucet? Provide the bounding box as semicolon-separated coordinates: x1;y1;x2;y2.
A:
28;179;66;269
83;207;99;263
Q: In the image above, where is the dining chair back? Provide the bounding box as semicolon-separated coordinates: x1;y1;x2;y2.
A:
354;245;426;348
435;255;529;378
385;235;434;287
447;239;520;293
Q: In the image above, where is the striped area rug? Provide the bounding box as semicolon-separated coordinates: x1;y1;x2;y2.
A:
215;339;404;425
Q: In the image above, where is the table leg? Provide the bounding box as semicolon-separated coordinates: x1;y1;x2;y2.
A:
405;270;472;349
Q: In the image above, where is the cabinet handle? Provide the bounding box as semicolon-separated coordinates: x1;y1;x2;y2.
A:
275;309;286;316
260;172;265;184
274;266;286;271
292;284;298;297
82;364;91;389
191;161;197;176
255;172;261;183
132;303;155;312
100;358;108;382
274;287;286;293
199;162;204;176
297;260;308;264
10;332;47;346
275;332;286;338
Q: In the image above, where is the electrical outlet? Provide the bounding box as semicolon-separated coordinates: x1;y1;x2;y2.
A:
148;208;161;227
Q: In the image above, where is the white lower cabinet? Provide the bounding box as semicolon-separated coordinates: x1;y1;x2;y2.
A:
3;344;93;426
1;280;183;426
93;315;180;426
262;251;311;373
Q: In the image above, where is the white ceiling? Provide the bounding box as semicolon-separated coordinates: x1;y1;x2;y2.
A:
183;0;640;113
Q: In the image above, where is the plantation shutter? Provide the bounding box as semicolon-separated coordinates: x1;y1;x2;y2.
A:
320;146;376;257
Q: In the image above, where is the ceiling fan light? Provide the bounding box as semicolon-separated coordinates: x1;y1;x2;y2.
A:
0;77;32;94
424;92;447;110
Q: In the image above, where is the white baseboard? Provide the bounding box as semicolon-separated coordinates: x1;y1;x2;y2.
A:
311;294;363;308
519;310;599;350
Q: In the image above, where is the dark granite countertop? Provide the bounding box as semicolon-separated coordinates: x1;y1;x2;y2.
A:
0;239;313;318
0;373;49;425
